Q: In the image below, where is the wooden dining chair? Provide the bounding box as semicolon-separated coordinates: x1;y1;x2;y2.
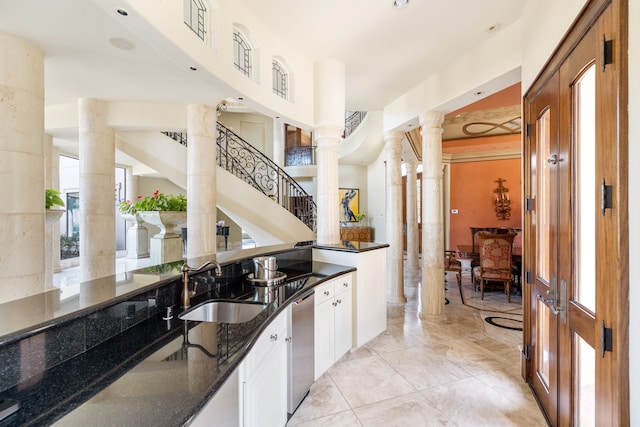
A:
473;233;517;302
444;250;462;299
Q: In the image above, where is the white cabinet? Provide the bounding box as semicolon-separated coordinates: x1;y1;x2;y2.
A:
314;274;353;380
240;307;289;427
189;369;239;427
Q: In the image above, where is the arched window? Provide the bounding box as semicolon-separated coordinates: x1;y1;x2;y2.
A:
272;59;288;100
233;29;252;78
184;0;207;42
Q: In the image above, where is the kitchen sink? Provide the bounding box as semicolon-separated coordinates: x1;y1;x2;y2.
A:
179;300;268;323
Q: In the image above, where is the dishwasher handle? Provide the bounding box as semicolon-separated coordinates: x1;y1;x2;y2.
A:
293;290;314;305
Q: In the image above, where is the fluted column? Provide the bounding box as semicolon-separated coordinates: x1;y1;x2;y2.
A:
0;34;45;304
419;111;445;320
314;59;345;244
385;131;406;303
405;160;420;273
187;104;217;258
78;98;115;284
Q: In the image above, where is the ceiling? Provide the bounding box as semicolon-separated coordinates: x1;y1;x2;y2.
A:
0;0;527;112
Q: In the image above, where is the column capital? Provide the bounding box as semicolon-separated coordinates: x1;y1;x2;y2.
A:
418;111;445;129
314;123;343;142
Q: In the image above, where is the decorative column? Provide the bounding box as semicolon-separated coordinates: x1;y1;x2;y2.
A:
0;34;45;304
44;134;55;290
385;131;406;303
405;160;420;273
273;118;285;168
187;104;217;259
418;111;445;320
78;98;116;284
314;59;345;244
52;145;62;273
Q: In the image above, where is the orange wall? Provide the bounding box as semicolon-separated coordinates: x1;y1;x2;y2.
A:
448;158;522;250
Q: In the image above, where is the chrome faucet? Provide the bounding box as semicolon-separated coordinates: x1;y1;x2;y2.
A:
181;261;222;309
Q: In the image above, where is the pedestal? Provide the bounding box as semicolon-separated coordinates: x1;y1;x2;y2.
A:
125;216;149;259
150;236;183;265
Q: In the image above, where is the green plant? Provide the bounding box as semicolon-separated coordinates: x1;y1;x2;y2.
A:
120;189;187;213
355;213;366;222
45;189;65;209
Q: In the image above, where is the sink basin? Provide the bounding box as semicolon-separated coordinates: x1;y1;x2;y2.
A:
179;300;267;323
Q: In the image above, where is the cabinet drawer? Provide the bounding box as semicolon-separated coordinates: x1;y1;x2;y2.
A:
243;309;288;374
314;280;335;305
335;273;352;295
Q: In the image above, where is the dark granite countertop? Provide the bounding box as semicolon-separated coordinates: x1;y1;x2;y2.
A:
0;262;355;427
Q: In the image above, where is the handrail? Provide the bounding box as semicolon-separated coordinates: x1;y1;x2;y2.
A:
161;127;317;231
344;111;367;138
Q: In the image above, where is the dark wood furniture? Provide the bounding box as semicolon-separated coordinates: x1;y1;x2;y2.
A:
340;226;373;242
216;225;230;250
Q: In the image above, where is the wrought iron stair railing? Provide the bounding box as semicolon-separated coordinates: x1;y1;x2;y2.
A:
161;125;316;231
344;111;367;138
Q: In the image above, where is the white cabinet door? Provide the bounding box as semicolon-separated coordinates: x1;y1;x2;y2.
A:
314;296;334;380
241;308;289;427
334;287;352;360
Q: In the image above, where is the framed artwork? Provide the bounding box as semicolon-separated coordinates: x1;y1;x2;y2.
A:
339;188;359;222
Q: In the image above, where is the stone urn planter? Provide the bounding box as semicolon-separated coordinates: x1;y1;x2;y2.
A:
121;213;149;259
138;211;187;264
45;209;64;226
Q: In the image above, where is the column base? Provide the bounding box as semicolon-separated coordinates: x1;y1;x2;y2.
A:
387;295;407;304
150;236;182;265
418;311;446;321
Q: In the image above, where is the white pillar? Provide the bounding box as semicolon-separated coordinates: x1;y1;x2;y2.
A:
419;111;445;320
314;59;345;245
406;160;420;273
0;34;45;304
385;131;406;303
52;145;62;273
273;118;285;168
44;134;54;290
78;98;115;283
187;104;217;258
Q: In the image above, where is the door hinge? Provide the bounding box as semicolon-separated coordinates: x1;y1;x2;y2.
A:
525;123;532;138
522;343;531;360
525;270;532;284
601;178;613;215
525;197;535;212
600;320;613;358
601;35;613;71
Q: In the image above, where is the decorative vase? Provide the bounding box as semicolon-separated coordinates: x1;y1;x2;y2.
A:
45;209;64;226
138;211;187;264
138;211;187;238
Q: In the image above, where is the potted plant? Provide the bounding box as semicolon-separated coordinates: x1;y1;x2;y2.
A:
45;189;65;225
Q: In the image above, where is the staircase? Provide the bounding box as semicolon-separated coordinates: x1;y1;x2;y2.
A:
116;126;316;246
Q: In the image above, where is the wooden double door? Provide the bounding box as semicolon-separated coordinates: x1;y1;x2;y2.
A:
523;0;628;425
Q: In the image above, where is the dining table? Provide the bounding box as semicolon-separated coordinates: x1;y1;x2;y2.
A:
455;244;523;284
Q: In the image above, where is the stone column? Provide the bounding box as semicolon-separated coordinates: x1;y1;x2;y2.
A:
78;98;115;283
0;34;45;304
44;134;54;290
385;131;406;303
273;118;285;168
187;104;217;258
123;167;149;259
405;160;420;273
419;111;445;320
52;146;62;273
314;59;345;244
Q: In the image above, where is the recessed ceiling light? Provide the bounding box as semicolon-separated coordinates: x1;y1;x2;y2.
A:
109;37;135;50
487;23;501;32
474;91;485;96
238;97;244;100
394;0;409;8
189;66;198;71
116;9;129;16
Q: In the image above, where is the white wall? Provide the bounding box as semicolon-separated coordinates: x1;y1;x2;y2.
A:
218;112;274;161
628;0;639;423
367;148;387;242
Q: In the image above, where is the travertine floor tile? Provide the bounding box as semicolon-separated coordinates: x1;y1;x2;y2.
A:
287;373;350;425
353;392;455;426
287;409;362;427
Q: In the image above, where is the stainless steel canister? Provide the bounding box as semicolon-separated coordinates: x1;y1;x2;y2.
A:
253;256;278;280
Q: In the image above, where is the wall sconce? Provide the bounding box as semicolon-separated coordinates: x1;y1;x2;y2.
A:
216;100;228;116
494;177;511;220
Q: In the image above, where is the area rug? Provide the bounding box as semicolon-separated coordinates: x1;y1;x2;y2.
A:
484;316;523;331
456;277;523;316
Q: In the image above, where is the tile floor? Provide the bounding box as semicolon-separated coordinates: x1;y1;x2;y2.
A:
287;269;549;427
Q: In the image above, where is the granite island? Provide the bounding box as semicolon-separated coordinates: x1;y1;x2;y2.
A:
0;241;388;426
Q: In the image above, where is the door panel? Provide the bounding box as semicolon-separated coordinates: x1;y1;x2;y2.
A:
524;1;627;425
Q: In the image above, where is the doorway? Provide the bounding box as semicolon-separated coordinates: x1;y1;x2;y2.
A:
522;0;628;425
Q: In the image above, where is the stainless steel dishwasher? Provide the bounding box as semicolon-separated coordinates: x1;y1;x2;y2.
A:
288;288;314;415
